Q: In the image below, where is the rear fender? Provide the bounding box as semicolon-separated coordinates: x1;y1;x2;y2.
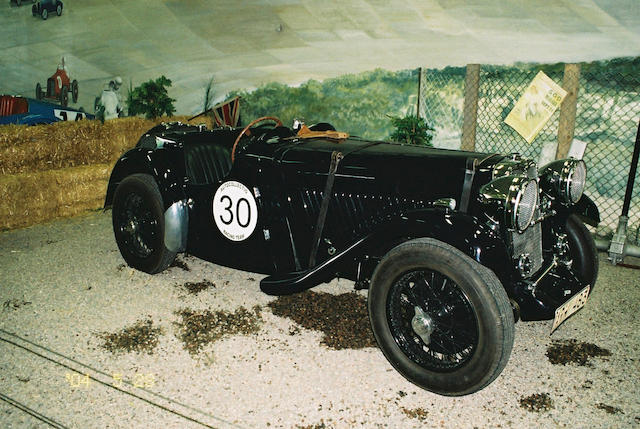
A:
104;148;187;210
104;148;188;253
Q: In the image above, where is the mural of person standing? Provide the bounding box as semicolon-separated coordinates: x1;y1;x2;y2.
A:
95;76;124;121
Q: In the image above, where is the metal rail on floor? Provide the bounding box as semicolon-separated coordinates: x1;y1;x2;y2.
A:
0;329;246;429
0;392;69;429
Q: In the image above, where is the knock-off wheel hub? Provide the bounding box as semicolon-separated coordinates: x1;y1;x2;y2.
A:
411;306;435;345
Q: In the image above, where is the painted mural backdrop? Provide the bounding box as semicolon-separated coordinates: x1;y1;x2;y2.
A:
230;69;420;141
230;57;639;238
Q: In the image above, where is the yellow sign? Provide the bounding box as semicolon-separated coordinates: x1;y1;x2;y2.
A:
504;71;567;143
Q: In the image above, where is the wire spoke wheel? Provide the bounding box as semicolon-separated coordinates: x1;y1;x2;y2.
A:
112;174;176;274
388;270;479;371
368;238;514;396
117;192;159;258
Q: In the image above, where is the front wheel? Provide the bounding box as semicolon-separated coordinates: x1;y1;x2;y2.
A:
368;238;514;396
41;8;47;19
112;174;176;274
56;3;62;15
60;85;68;106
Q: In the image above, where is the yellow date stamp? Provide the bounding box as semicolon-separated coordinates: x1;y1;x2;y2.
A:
64;372;155;389
65;373;92;388
111;372;155;389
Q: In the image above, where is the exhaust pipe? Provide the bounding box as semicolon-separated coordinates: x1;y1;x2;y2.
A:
596;237;640;259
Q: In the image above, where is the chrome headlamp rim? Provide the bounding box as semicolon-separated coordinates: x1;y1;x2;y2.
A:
479;175;539;232
510;178;538;232
539;158;587;205
565;159;586;203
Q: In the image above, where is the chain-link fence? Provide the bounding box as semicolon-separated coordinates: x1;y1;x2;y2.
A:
474;65;565;161
419;61;640;242
577;66;640;240
418;67;465;150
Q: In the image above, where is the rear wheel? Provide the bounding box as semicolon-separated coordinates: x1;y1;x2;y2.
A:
112;174;176;274
368;238;514;396
71;79;79;103
56;3;62;15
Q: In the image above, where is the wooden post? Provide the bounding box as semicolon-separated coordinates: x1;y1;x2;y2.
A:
461;64;480;151
416;67;422;118
556;63;581;159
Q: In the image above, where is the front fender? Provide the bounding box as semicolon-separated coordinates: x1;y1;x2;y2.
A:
366;209;514;285
260;208;516;296
571;194;599;227
104;147;187;211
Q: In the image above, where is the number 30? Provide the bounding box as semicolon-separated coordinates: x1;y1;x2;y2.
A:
213;181;258;241
219;195;251;228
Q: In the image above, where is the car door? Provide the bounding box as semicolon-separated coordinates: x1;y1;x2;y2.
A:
185;141;297;275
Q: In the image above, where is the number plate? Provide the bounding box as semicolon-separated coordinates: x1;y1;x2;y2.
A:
551;285;590;333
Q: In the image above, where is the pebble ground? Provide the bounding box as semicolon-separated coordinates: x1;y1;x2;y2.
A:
1;211;638;428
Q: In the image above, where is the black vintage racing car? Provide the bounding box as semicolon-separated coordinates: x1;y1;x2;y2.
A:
104;117;599;396
32;0;63;19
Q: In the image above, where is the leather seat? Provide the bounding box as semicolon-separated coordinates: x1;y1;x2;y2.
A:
184;143;232;185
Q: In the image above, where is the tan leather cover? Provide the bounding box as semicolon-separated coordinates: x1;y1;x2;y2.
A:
296;124;349;141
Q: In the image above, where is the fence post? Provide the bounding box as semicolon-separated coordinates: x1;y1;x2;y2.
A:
556;63;581;159
416;67;424;119
461;64;480;151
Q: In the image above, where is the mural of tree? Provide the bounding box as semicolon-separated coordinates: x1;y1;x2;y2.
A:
127;75;176;119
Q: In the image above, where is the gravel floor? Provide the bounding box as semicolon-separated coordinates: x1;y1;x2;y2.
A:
1;211;639;428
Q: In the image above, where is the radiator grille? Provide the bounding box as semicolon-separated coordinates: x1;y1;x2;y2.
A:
510;221;543;276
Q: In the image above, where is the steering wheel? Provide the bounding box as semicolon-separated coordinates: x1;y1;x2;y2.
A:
231;116;283;162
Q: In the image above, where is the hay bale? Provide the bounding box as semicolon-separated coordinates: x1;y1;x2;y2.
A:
0;115;213;175
0;164;111;230
0;114;214;230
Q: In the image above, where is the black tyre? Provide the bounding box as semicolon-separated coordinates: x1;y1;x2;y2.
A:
368;238;514;396
112;174;176;274
565;214;598;287
71;79;78;103
41;8;47;19
35;83;42;100
60;85;68;106
46;78;54;97
56;3;62;15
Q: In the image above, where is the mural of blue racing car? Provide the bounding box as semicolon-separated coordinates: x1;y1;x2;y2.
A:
0;95;94;125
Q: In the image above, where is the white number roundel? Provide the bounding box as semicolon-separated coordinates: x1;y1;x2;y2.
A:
212;181;258;241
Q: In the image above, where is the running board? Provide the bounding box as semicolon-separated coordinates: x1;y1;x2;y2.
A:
260;236;369;295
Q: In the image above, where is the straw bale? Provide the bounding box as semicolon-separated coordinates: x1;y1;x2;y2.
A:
0;115;213;175
0;164;111;231
0;114;214;230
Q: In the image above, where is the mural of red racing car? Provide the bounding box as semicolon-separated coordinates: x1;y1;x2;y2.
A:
35;58;78;107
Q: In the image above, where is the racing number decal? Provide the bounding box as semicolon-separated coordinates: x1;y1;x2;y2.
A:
213;181;258;241
54;109;84;121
